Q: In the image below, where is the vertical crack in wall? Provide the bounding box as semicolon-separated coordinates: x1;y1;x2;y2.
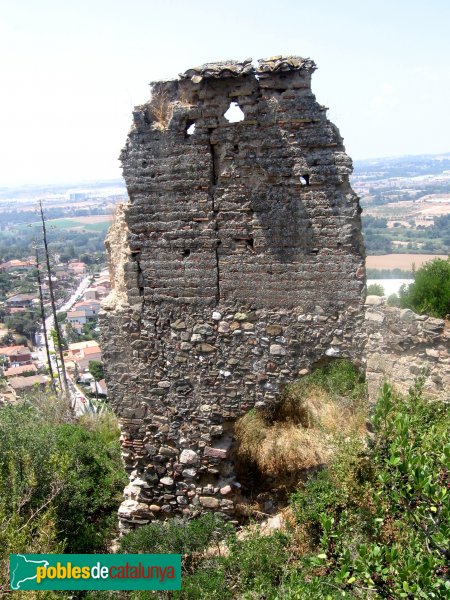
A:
209;134;221;304
135;254;144;297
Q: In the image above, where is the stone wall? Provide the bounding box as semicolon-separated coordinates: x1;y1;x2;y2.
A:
365;298;450;401
100;56;366;529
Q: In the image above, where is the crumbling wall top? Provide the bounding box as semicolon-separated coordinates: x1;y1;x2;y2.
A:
179;58;254;81
256;55;316;75
179;55;316;83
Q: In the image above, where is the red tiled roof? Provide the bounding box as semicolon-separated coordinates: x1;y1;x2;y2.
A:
4;364;38;377
0;345;30;356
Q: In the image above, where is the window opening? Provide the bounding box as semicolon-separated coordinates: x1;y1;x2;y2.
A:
299;174;310;186
224;101;245;123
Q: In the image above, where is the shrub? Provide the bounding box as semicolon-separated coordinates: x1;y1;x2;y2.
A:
120;513;231;557
53;422;126;552
367;282;385;296
290;380;450;598
0;395;126;588
387;292;401;307
285;358;367;402
148;87;173;130
399;257;450;317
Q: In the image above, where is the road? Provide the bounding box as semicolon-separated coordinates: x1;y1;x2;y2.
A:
35;274;93;416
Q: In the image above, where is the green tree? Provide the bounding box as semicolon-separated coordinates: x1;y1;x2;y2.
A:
387;293;401;307
400;258;450;317
50;326;67;351
88;360;104;383
89;360;104;401
64;320;80;344
5;309;40;340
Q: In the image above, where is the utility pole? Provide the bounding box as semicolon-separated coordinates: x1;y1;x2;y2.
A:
38;199;69;395
34;246;58;390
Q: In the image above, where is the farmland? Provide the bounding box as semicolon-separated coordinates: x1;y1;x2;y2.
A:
366;253;447;271
19;215;112;233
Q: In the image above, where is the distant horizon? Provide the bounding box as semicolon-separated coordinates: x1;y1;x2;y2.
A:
1;0;449;187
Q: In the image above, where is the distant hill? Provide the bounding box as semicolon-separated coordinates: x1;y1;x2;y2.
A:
353;152;450;180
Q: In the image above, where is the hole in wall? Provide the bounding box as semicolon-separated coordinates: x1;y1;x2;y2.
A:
142;160;148;168
186;122;196;136
182;249;191;258
233;237;255;252
224;101;245;123
299;174;310;186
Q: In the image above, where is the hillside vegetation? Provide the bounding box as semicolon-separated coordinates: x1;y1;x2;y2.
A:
93;364;449;600
1;362;449;599
0;394;126;597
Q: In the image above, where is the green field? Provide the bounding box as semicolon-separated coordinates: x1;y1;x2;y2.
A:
17;218;110;232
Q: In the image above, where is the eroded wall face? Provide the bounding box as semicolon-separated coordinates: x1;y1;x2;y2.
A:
101;58;366;528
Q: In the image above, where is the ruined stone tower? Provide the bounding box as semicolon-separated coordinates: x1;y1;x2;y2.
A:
100;56;366;528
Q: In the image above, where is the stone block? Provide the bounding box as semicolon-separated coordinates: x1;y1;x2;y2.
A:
269;344;286;356
179;449;198;464
199;496;220;508
203;446;227;459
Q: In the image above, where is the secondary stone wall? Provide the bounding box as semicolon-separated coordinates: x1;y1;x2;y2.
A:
365;299;450;401
100;56;366;529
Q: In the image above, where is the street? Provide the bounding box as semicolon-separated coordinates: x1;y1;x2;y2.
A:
36;274;94;416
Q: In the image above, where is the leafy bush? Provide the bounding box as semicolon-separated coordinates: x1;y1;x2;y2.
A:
290;380;450;598
367;282;385;296
0;395;125;592
399;258;450;317
387;292;401;307
53;423;126;552
120;513;231;556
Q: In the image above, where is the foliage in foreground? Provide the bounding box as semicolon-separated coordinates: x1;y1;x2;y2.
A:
399;257;450;318
0;393;126;595
97;375;449;600
1;363;449;599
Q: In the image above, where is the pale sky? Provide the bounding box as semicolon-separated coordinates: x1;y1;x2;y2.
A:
0;0;449;186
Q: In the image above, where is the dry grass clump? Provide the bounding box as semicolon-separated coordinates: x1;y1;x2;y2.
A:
148;89;173;130
258;423;332;475
235;361;367;482
280;384;367;437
